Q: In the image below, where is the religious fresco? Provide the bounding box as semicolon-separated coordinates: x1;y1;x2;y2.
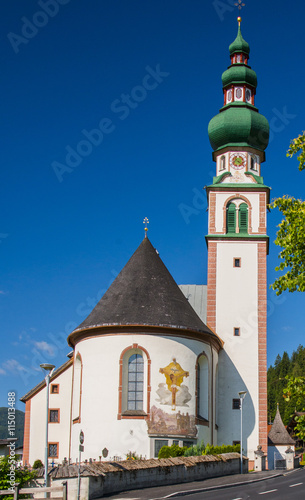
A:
157;358;191;410
147;405;197;438
147;358;196;437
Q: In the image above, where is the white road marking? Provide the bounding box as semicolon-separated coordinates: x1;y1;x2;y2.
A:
232;498;243;499
289;482;303;487
259;490;278;495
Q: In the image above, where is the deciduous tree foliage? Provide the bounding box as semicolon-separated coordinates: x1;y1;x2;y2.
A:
283;375;305;440
269;132;305;295
0;455;37;499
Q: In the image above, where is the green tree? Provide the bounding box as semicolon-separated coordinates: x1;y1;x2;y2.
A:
269;132;305;295
283;375;305;440
0;455;37;499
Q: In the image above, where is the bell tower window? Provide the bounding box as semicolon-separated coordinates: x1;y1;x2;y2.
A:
226;202;237;234
250;155;257;171
220;155;226;171
238;203;248;234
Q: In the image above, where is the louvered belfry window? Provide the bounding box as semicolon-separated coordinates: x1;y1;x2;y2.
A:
239;203;248;233
226;202;236;233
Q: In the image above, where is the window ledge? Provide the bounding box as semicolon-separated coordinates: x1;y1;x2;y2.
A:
122;410;147;417
196;416;209;427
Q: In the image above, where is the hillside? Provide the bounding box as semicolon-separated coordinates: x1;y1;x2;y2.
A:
0;407;24;448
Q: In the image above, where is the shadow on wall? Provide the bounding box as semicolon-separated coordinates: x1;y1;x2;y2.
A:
217;350;255;456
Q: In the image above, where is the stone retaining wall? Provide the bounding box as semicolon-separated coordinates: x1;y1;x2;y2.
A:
50;453;248;499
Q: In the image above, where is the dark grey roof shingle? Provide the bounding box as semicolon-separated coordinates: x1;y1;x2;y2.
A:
73;237;214;337
268;406;295;446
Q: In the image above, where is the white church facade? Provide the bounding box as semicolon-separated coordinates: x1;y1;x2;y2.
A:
21;19;270;469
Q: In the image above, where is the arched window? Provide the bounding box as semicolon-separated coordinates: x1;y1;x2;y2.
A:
118;345;151;419
250;155;256;170
239;203;248;234
72;354;82;422
220;155;226;170
127;354;144;411
196;354;209;421
226;202;236;234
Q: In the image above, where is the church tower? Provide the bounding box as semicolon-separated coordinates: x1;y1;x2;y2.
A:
206;18;270;465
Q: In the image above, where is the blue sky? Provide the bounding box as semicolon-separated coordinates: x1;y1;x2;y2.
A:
0;0;304;410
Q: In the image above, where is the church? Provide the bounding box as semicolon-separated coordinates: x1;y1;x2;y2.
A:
21;18;270;469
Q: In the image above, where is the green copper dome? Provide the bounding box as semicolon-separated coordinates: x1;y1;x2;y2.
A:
229;25;250;55
222;65;257;88
208;21;269;153
208;105;269;152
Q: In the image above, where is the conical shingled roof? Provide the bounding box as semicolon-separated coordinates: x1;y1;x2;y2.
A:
71;237;216;339
268;406;295;446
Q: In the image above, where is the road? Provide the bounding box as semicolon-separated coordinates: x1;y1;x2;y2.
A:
170;468;305;500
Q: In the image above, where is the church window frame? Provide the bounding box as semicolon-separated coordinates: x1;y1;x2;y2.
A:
220;155;226;171
118;344;151;420
234;327;240;337
51;384;59;394
127;353;144;411
224;195;252;235
49;409;60;423
234;258;241;268
195;352;209;424
48;442;59;458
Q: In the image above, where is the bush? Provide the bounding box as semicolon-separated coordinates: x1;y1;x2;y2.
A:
183;442;240;457
158;444;187;459
0;455;37;500
32;459;43;469
184;441;205;457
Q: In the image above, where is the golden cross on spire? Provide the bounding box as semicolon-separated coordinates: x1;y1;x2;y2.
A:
235;0;245;11
143;217;149;237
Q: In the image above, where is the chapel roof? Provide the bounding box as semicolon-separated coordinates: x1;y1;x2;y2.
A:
70;237;219;343
268;406;295;446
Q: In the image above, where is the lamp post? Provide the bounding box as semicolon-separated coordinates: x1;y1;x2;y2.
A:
40;363;55;488
238;390;247;474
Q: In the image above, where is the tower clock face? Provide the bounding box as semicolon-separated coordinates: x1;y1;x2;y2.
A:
230;153;246;170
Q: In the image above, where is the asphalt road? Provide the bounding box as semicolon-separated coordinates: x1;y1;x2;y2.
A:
164;468;305;500
103;468;305;500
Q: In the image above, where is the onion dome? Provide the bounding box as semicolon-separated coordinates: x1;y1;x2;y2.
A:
208;106;269;152
229;23;250;55
222;65;257;88
208;18;269;153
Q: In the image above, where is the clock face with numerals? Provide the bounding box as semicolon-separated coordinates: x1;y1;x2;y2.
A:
230;153;246;170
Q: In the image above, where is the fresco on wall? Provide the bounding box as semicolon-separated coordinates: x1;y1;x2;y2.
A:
147;405;197;437
157;358;191;410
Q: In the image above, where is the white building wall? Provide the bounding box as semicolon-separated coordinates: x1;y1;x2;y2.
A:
70;333;218;461
215;241;259;461
28;364;72;466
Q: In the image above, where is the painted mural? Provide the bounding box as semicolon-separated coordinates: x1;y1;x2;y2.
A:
147;358;196;438
147;405;197;438
157;358;191;410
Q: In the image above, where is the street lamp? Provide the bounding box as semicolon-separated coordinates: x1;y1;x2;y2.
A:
238;390;247;474
40;363;55;488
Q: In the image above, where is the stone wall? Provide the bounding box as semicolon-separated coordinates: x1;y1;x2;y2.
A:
51;453;248;499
